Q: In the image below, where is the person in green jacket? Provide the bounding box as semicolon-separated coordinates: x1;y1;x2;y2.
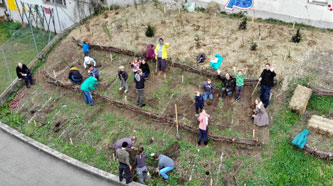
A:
80;76;99;106
233;66;248;102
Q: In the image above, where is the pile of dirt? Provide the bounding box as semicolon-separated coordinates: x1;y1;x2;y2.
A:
289;85;312;114
8;88;25;110
161;142;180;160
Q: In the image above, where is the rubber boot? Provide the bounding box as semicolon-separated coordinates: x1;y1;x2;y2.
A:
163;72;167;78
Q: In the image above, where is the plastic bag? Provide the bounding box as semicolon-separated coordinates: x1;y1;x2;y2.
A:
184;2;195;13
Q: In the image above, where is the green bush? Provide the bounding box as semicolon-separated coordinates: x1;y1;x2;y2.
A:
291;28;302;43
145;24;155;37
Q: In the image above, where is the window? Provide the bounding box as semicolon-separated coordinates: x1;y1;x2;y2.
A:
44;0;66;6
308;0;328;6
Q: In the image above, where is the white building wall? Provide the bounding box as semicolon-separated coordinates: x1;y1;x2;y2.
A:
5;0;93;33
106;0;333;29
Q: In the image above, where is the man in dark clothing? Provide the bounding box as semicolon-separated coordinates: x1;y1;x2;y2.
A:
116;142;132;184
68;66;83;84
139;59;150;80
134;70;145;107
217;69;235;100
194;91;204;117
259;63;276;108
16;62;34;88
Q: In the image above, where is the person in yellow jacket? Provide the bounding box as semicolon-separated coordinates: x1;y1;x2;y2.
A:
155;38;169;78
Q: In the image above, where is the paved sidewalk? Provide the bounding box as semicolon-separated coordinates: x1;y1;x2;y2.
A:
0;129;115;186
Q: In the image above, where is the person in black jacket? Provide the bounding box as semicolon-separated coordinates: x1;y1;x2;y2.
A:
217;69;235;100
139;59;150;80
68;66;83;84
134;70;145;107
118;66;129;93
194;91;204;117
16;62;34;88
259;63;276;108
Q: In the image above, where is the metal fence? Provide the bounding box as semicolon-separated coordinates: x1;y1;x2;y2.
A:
0;22;55;93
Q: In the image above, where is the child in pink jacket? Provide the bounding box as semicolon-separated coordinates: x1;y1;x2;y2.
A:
197;109;210;146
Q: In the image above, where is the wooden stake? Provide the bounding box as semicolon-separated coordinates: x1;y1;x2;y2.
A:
33;120;37;127
251;81;260;97
182;75;184;83
175;104;180;140
124;95;127;102
292;22;295;29
53;70;56;78
112;153;116;161
70;137;73;145
270;92;272;100
252;129;255;138
210;178;213;186
110;54;113;62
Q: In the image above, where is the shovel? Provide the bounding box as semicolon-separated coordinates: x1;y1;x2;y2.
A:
175;104;181;140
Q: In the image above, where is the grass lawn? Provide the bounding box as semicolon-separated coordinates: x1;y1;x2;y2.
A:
0;21;55;93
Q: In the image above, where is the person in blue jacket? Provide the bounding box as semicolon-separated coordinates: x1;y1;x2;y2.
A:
82;38;90;56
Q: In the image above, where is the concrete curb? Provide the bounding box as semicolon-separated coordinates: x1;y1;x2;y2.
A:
0;122;144;186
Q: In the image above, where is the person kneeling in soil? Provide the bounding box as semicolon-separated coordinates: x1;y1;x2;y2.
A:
198;109;210;146
233;66;248;102
153;154;175;180
134;70;145;107
252;98;269;127
194;91;204;117
202;79;214;101
68;65;83;84
139;59;150;80
114;136;137;151
118;66;129;93
217;69;235;100
83;55;96;69
134;147;153;184
16;62;34;88
88;66;99;81
116;142;133;184
80;76;98;106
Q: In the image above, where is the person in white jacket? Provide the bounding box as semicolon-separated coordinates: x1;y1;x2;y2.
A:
83;56;96;69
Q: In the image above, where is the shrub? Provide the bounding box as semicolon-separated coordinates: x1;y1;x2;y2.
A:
250;42;257;51
239;17;247;30
145;24;155;37
291;28;301;43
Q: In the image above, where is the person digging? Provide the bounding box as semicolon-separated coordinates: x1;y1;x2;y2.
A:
154;38;169;78
153;154;175;181
68;65;83;85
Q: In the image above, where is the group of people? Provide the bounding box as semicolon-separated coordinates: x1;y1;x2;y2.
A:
113;137;175;184
15;36;276;184
194;63;276;146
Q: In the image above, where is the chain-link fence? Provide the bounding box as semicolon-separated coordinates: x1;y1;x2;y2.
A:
0;22;55;93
